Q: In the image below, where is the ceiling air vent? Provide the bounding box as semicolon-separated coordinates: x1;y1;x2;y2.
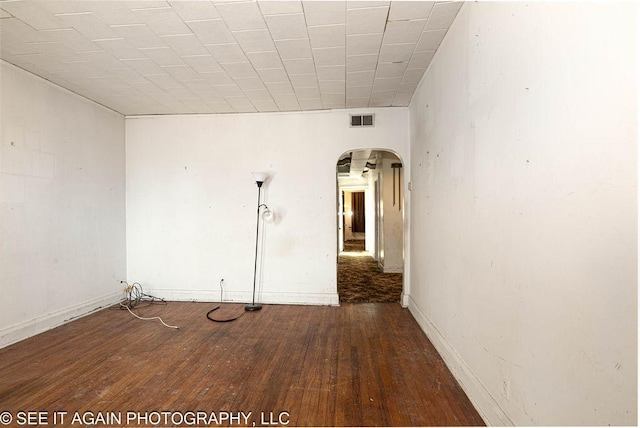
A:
350;114;374;127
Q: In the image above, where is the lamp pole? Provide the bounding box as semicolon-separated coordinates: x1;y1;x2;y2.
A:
246;174;268;311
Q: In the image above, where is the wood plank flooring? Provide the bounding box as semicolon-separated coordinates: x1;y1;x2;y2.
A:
0;302;484;427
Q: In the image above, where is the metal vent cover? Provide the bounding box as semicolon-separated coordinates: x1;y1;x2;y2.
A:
350;114;375;127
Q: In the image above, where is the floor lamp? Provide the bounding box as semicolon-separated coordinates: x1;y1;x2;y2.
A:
246;172;272;311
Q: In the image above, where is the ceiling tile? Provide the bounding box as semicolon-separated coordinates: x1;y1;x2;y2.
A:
215;1;266;31
378;43;415;63
244;88;273;102
92;37;144;60
265;81;295;95
258;1;303;16
415;29;447;52
206;43;248;64
275;38;312;59
121;57;166;75
295;86;321;99
139;46;184;66
346;53;378;72
388;1;435;21
252;99;279;112
347;70;375;87
0;7;62;31
302;1;346;26
321;93;344;106
392;92;412;106
30;1;90;19
272;93;300;109
397;81;419;95
42;28;100;52
298;98;322;110
256;67;290;83
264;13;308;40
89;3;142;26
206;101;235;113
346;7;388;35
200;71;235;86
373;76;402;91
131;6;192;37
283;58;316;75
408;50;434;69
161;33;208;57
346;33;383;56
308;24;346;49
161;64;201;81
54;12;120;40
233;29;277;53
375;62;408;78
346;85;372;98
402;68;426;84
180;54;223;73
0;0;457;114
212;84;244;97
225;96;257;113
110;24;164;49
246;51;282;70
144;72;184;89
312;46;345;66
319;80;345;94
186;19;235;45
346;2;390;10
425;2;463;30
221;62;258;79
346;97;369;108
289;73;318;89
105;67;147;84
167;1;221;21
234;77;266;91
369;90;395;106
382;20;426;44
316;65;345;81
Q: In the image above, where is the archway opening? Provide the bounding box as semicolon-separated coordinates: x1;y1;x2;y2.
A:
336;149;405;304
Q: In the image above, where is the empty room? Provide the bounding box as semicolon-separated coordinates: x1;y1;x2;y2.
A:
0;1;637;426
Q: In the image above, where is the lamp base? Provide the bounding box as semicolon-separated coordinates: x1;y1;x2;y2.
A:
245;304;263;312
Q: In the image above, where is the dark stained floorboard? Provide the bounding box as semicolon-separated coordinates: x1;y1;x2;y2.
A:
0;302;484;427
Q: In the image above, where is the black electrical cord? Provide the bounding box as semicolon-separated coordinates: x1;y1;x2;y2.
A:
206;279;244;323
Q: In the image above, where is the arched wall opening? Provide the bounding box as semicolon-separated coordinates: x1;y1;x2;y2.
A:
336;148;407;304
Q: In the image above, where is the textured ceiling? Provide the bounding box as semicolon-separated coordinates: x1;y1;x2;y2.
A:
0;0;462;116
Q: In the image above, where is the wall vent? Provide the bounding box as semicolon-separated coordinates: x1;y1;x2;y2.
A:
350;114;374;127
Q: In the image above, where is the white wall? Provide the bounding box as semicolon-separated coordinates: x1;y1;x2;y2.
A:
0;61;126;347
409;3;637;425
125;108;409;305
380;157;404;273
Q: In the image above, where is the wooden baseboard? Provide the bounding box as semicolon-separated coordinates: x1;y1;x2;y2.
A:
142;289;340;306
408;295;514;426
0;292;122;349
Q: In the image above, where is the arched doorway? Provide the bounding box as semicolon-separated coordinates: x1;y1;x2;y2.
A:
336;149;405;303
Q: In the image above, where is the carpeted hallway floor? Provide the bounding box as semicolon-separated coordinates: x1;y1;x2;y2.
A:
338;240;403;303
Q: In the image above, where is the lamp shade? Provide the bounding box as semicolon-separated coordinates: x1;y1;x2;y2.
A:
261;207;275;223
251;171;269;183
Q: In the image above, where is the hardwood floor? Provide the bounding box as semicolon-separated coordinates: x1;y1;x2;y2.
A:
0;302;484;427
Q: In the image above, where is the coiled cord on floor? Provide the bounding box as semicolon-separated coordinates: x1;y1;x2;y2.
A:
119;281;178;329
206;279;244;323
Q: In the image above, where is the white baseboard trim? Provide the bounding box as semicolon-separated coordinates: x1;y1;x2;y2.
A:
0;292;122;349
145;289;340;307
408;296;514;426
400;292;410;307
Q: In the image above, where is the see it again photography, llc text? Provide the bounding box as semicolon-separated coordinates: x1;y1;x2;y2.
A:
0;410;291;426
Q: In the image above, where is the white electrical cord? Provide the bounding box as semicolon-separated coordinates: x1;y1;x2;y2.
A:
120;302;179;329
